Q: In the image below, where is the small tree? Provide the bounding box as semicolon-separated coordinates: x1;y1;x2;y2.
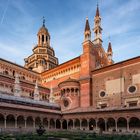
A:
36;123;46;136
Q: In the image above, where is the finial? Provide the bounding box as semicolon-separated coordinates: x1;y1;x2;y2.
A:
97;0;99;7
96;0;100;17
97;0;98;7
86;16;88;20
43;16;45;27
108;35;111;42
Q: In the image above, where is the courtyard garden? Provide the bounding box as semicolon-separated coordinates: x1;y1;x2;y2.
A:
0;131;140;140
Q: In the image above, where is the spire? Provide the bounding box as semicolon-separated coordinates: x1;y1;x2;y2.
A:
107;41;113;65
107;42;112;53
85;17;90;32
84;17;91;41
34;81;40;101
95;4;100;17
93;3;102;45
14;73;21;97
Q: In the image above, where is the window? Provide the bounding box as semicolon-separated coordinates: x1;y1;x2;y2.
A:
100;104;107;109
42;35;44;42
128;85;137;94
29;92;34;98
129;101;137;107
63;99;69;107
99;91;106;97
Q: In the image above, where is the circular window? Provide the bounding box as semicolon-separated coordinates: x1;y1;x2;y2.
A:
63;99;69;107
128;85;137;93
100;91;106;97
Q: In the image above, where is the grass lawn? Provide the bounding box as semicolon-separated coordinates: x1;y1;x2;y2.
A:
0;131;140;140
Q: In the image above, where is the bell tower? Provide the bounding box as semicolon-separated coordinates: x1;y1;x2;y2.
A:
93;4;103;45
24;18;59;73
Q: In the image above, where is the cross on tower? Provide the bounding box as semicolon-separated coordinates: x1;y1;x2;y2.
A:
43;16;45;27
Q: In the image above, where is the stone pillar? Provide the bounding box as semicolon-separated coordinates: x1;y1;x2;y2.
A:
60;121;62;129
24;118;27;128
105;119;107;132
33;118;35;129
95;119;98;131
80;120;82;130
41;118;43;125
115;119;118;132
73;120;74;130
87;119;89;130
127;119;129;132
54;119;56;129
66;120;68;130
4;116;6;129
15;117;17;128
48;119;50;129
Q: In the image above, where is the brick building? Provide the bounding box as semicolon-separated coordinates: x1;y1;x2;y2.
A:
0;5;140;133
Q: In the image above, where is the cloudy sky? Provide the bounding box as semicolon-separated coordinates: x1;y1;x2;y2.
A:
0;0;140;65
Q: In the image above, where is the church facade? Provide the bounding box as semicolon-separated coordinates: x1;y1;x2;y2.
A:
0;5;140;133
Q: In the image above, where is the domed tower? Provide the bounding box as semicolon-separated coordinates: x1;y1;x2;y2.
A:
37;19;50;46
24;18;59;73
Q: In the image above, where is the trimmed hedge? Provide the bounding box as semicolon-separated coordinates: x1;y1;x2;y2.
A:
0;131;140;140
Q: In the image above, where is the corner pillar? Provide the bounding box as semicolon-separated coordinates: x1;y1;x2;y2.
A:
4;116;7;129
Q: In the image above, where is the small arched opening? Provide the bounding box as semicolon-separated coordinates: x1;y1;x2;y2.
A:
62;120;67;129
56;119;61;129
98;118;105;132
81;119;88;130
68;119;73;130
26;116;33;128
50;119;55;129
17;116;25;129
74;119;80;130
6;114;15;128
35;117;41;128
129;117;140;133
43;118;48;129
0;113;4;128
42;35;44;43
89;119;96;130
107;118;115;132
117;117;127;132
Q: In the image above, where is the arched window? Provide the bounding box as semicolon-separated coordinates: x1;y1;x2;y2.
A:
13;70;15;77
42;35;44;42
46;36;48;42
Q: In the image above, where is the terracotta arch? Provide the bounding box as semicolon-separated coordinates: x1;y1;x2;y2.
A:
6;114;15;128
26;116;33;128
62;119;67;129
129;117;140;133
35;117;41;128
17;115;25;128
50;119;55;129
81;119;88;130
0;113;4;128
43;118;48;128
117;117;127;132
97;118;105;131
56;119;61;129
89;118;96;130
107;118;116;132
74;119;80;130
68;119;73;129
